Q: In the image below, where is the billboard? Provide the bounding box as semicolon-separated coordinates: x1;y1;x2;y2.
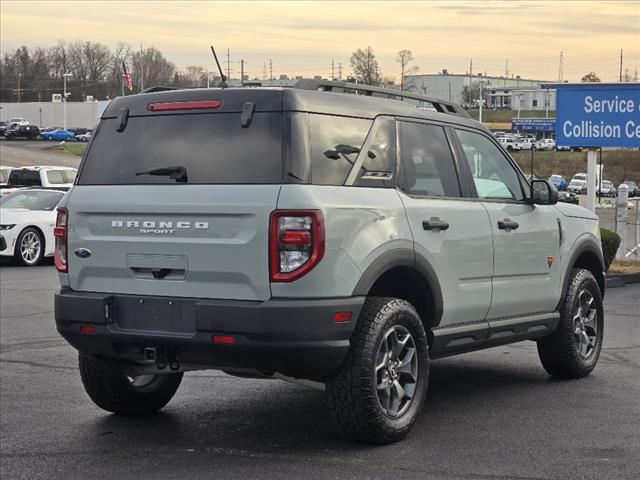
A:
554;84;640;148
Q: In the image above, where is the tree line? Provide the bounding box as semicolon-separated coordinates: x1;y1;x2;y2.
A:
0;41;422;103
0;41;216;102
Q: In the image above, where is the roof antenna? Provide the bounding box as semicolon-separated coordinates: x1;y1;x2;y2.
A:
210;46;228;88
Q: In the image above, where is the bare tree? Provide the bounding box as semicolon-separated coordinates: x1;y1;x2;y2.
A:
350;46;380;85
581;72;601;83
396;49;419;90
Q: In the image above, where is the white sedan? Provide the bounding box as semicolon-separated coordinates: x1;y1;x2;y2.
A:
0;189;66;266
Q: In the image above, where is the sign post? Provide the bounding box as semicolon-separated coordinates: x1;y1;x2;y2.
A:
552;83;640;212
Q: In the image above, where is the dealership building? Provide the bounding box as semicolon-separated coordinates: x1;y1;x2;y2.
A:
404;71;555;111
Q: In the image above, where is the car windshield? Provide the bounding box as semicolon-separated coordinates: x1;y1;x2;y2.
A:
550;175;563;181
0;190;64;210
573;174;586;181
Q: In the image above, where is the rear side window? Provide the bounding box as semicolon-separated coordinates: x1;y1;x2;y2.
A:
8;170;41;186
78;113;283;185
354;117;396;188
308;114;372;185
62;170;77;183
398;122;460;197
46;170;65;184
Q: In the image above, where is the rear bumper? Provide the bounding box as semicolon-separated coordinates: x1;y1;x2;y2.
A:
55;289;364;380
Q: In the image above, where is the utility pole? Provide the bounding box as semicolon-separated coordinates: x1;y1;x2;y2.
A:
63;72;72;130
479;79;484;123
619;49;623;82
140;43;144;92
331;59;335;81
16;55;21;103
226;48;231;80
468;58;473;107
634;65;638;83
338;62;342;80
240;60;245;87
262;63;267;81
558;50;564;82
269;59;273;82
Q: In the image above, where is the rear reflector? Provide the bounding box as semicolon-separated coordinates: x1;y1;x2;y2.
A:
79;325;96;335
212;335;234;345
333;311;352;323
147;100;222;111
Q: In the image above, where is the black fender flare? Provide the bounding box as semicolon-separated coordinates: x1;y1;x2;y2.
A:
351;248;444;328
557;235;606;310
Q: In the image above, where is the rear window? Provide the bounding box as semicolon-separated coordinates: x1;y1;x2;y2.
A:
78;113;283;185
8;169;41;186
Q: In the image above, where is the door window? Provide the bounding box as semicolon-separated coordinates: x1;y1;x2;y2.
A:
455;129;525;201
398;122;460;197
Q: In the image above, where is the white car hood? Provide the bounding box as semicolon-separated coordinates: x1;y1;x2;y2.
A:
0;208;55;225
554;203;598;220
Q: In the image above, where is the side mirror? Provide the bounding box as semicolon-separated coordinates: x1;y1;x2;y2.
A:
531;179;558;205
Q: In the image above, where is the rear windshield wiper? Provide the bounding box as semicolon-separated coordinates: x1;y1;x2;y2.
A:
135;166;188;183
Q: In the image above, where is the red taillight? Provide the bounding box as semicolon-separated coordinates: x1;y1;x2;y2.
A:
212;335;234;345
147;100;222;112
333;311;352;323
54;207;68;273
79;325;96;335
269;210;325;282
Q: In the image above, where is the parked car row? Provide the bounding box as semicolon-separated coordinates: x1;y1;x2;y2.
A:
1;119;93;142
493;132;575;151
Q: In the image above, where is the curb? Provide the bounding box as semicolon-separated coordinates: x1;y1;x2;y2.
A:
605;272;640;289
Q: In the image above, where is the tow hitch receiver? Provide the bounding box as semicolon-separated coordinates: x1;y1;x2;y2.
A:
142;346;180;371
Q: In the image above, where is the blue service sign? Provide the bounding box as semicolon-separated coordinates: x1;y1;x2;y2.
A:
512;118;556;132
555;84;640;147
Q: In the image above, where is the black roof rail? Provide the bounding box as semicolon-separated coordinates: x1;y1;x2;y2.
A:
293;79;469;117
142;86;178;94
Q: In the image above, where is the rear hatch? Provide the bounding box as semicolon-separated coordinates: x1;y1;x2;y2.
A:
66;89;283;301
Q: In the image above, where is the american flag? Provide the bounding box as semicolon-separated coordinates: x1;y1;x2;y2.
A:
122;62;133;91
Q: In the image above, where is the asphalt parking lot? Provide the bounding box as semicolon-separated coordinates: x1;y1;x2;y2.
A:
0;140;81;168
1;263;639;480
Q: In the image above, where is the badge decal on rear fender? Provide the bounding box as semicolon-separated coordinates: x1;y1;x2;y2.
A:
74;248;92;258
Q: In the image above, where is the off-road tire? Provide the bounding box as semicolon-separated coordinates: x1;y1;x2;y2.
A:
326;297;429;444
79;352;183;415
537;269;604;378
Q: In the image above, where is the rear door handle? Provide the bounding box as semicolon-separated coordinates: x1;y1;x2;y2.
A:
423;218;450;231
498;218;519;230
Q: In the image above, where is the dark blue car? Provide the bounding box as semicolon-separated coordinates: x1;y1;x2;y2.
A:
549;175;568;191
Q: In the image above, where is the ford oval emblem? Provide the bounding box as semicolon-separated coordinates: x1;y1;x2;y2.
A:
74;248;92;259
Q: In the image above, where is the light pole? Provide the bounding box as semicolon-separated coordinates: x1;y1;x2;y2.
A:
63;73;72;130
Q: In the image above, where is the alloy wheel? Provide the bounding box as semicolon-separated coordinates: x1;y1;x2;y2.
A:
573;289;598;358
375;324;419;418
20;231;41;265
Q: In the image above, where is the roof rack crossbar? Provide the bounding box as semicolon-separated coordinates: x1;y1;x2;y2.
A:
293;79;469;117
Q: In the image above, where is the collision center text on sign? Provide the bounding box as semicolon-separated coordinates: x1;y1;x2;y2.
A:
555;85;640;148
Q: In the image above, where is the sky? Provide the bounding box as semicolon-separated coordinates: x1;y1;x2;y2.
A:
1;0;639;82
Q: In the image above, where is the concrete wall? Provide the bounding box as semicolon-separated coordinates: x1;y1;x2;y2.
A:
0;101;110;128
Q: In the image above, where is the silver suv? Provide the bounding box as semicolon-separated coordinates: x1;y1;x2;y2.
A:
54;81;605;443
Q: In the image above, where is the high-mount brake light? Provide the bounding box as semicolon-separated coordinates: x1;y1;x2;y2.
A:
147;100;223;112
269;210;325;282
54;207;68;273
